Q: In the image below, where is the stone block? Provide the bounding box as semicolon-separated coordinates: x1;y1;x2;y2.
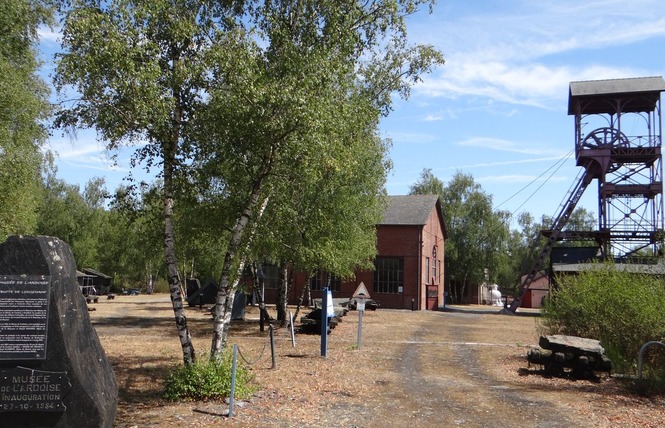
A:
0;236;117;427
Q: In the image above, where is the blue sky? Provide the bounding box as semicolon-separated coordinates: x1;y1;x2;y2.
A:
38;0;665;227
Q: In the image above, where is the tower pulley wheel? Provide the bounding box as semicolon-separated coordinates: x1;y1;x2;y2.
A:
581;127;630;148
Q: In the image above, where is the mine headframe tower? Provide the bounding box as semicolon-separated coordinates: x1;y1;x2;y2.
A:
507;76;665;313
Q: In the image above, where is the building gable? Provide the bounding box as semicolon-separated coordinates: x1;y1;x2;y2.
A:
381;195;447;239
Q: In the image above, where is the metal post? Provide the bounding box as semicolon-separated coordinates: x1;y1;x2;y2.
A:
289;311;296;348
259;274;265;332
357;309;363;350
638;341;665;381
320;287;328;357
228;344;238;418
269;325;276;369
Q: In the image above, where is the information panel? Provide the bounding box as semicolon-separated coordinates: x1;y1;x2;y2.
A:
0;276;51;360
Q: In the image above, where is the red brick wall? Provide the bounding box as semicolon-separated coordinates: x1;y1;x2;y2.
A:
374;224;422;309
262;206;446;311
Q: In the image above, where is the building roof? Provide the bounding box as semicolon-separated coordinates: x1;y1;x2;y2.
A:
550;246;600;264
568;76;665;115
81;267;113;279
380;195;441;226
552;261;665;276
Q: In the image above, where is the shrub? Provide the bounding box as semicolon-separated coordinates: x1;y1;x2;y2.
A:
152;277;170;293
541;262;665;389
163;352;256;401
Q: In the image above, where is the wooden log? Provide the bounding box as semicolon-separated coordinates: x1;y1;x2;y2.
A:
527;347;550;360
527;347;611;372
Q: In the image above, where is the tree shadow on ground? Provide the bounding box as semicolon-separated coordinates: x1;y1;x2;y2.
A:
109;355;172;403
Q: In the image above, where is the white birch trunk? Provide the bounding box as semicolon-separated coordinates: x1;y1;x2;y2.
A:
210;192;269;360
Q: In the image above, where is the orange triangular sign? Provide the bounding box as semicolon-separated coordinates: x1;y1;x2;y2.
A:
352;282;371;299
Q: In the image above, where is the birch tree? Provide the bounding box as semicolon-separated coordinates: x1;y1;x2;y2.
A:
54;0;443;362
197;0;442;358
0;0;52;240
54;0;246;365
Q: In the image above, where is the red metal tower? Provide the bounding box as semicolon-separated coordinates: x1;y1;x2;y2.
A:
568;76;665;258
507;76;665;313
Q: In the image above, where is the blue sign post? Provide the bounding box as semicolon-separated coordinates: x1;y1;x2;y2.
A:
320;287;328;357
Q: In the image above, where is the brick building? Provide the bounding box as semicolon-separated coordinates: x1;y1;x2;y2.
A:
262;194;447;310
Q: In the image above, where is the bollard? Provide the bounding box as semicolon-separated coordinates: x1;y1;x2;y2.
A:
228;344;238;417
411;298;415;311
289;311;296;348
357;309;363;350
638;341;665;382
259;303;265;332
321;287;328;357
269;325;276;369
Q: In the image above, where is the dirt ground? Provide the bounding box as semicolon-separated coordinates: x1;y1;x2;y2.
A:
87;294;665;427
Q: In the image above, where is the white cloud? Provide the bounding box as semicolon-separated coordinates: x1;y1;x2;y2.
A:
476;174;569;184
43;137;104;161
42;133;139;174
385;131;437;144
37;25;61;44
410;0;665;108
422;114;443;122
441;155;570;171
456;137;568;157
417;61;645;109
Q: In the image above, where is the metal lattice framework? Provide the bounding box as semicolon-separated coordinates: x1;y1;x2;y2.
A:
569;76;665;258
507;77;665;313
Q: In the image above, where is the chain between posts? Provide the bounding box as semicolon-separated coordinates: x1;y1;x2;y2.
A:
235;325;278;369
236;341;269;366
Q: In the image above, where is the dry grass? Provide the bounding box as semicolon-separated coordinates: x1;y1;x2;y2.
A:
88;294;665;428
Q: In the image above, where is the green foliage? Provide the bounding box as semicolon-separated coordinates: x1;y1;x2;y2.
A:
409;168;444;196
410;170;511;303
55;0;443;360
36;173;166;287
54;0;251;364
497;208;597;296
151;277;170;294
163;352;256;401
37;172;102;265
541;263;665;380
0;0;53;240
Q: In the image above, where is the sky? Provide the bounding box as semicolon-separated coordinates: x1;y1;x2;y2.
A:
37;0;665;227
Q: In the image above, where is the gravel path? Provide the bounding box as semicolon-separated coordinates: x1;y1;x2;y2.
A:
346;312;579;427
89;296;664;427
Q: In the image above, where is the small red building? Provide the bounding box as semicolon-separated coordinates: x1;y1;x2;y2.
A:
520;271;549;308
262;195;447;310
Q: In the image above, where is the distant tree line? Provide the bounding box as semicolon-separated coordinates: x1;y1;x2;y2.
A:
409;168;595;303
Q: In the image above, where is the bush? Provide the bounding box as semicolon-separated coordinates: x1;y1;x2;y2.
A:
152;277;170;293
541;262;665;390
163;352;256;401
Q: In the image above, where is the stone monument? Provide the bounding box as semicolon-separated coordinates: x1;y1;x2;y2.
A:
0;235;117;427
